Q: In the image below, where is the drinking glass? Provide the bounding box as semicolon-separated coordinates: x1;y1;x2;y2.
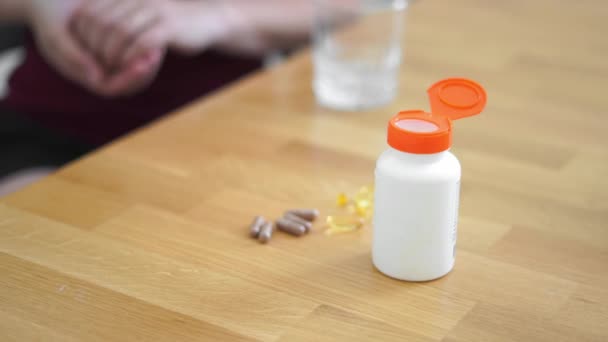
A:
313;0;408;110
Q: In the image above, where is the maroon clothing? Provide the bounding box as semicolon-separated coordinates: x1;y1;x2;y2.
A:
1;37;261;145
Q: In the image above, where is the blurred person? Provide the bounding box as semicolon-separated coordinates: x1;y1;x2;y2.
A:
0;0;315;196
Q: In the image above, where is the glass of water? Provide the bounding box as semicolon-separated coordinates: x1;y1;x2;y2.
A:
313;0;407;111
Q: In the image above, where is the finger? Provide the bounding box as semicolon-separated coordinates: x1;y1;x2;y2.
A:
40;29;104;91
103;4;161;69
121;24;170;66
96;1;135;65
72;4;96;52
97;49;163;97
79;0;133;65
95;1;142;67
72;0;111;56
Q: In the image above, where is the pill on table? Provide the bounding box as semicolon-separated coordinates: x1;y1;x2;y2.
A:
276;218;306;236
249;215;266;238
325;215;364;236
258;222;274;244
284;212;313;232
285;209;320;222
354;199;373;219
336;193;349;207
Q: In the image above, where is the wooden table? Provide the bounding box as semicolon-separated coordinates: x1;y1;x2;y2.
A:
2;0;607;341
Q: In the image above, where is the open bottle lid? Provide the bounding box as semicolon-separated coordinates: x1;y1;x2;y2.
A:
387;78;487;154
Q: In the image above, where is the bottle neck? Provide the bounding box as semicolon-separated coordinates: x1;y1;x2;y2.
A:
389;147;448;163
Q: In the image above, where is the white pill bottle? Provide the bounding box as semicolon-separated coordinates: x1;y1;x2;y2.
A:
372;78;487;281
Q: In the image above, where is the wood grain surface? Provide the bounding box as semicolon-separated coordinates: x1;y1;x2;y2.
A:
1;0;607;340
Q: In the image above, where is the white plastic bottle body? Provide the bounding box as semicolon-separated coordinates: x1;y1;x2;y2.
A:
372;147;461;281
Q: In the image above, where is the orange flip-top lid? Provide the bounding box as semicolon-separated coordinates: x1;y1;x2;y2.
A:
387;78;487;154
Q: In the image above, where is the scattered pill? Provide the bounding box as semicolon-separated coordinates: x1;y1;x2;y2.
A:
276;217;307;236
258;221;274;244
355;199;373;219
285;209;319;222
336;193;349;207
325;215;364;236
284;212;313;232
249;216;266;238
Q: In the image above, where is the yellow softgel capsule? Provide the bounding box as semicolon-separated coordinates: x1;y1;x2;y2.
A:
355;198;371;210
324;215;364;236
355;200;373;219
353;185;374;219
336;193;349;207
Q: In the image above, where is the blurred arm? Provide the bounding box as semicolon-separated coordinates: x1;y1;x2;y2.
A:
207;0;357;55
219;0;314;51
169;0;315;56
0;0;31;22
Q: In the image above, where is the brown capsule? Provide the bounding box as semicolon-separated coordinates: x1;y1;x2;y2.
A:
284;212;312;232
285;209;320;222
258;222;274;244
276;217;306;236
249;216;266;238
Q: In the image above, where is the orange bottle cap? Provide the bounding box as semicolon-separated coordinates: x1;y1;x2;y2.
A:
387;78;487;154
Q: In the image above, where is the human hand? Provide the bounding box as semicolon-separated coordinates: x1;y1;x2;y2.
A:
160;1;227;55
70;0;233;96
25;0;105;92
25;0;162;97
77;0;224;57
71;0;168;97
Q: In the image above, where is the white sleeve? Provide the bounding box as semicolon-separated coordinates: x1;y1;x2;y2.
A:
0;47;24;100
